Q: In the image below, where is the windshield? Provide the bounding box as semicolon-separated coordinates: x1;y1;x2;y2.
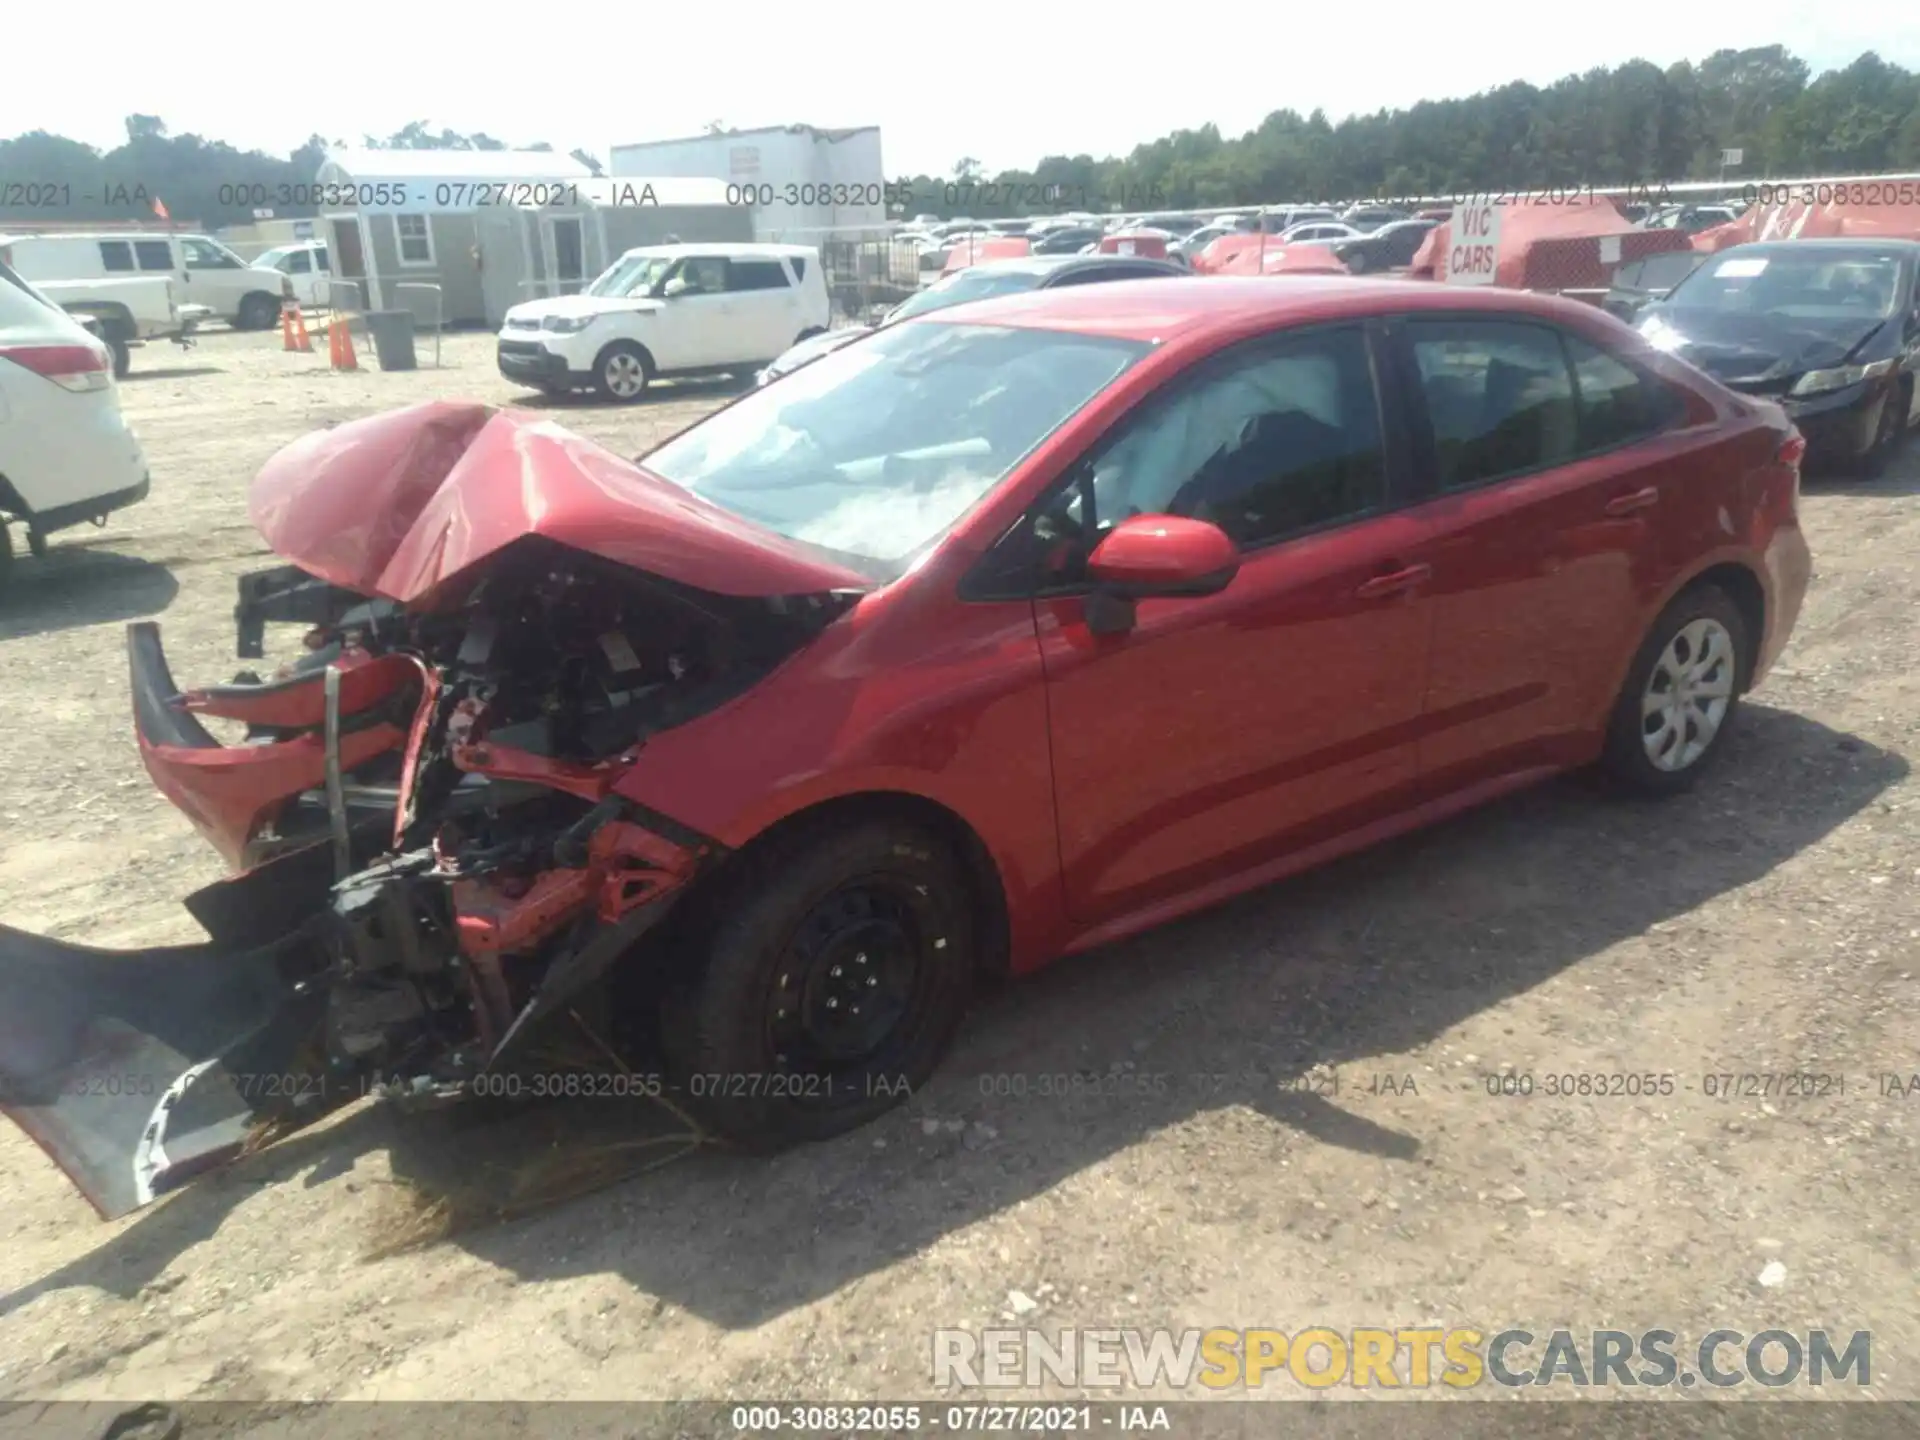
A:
889;267;1045;321
587;253;673;298
642;321;1149;570
255;246;292;270
1666;251;1906;322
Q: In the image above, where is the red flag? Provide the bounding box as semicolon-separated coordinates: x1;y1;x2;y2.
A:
152;196;170;221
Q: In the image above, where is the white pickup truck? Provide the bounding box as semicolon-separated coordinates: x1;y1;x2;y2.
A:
31;276;209;378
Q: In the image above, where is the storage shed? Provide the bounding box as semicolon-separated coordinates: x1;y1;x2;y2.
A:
314;150;750;327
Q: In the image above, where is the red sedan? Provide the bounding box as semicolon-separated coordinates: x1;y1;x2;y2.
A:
1;277;1811;1219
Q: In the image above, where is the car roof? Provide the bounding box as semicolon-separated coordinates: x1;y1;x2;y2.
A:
615;242;817;260
961;254;1180;280
1715;238;1920;255
925;274;1595;342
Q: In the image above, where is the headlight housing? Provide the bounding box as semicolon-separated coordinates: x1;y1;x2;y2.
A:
541;314;597;334
1790;358;1895;396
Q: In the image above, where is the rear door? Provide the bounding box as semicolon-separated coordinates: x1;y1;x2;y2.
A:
1389;314;1694;791
1016;323;1440;926
725;256;800;359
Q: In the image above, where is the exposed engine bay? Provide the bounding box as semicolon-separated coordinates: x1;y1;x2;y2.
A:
232;536;844;1077
0;400;889;1220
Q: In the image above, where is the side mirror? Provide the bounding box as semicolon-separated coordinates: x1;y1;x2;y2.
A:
1082;515;1239;635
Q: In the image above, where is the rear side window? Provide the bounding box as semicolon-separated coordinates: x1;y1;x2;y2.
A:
100;240;135;272
1565;335;1686;451
728;259;790;291
134;240;174;271
1407;320;1578;490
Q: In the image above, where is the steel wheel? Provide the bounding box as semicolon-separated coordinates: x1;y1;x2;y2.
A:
1639;616;1736;772
767;879;925;1077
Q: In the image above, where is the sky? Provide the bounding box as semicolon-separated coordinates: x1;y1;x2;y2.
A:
6;4;1920;177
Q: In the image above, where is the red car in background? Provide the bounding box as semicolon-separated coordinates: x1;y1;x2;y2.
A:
1;277;1811;1220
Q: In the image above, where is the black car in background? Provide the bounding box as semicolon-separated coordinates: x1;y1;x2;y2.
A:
1331;219;1437;273
1634;238;1920;472
1031;225;1108;255
1602;250;1709;323
755;254;1185;386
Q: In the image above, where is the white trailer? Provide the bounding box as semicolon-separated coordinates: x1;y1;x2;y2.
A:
608;125;887;242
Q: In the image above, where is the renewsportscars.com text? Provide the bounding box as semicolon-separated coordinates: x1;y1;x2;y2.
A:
932;1327;1871;1390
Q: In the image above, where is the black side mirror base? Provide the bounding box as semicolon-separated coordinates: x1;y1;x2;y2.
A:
1084;589;1137;636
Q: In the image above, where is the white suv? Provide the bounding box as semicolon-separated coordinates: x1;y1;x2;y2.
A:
0;260;149;589
497;243;830;403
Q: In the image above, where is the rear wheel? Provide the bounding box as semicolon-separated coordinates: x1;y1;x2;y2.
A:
660;818;976;1146
593;342;652;403
26;529;48;559
1600;584;1750;796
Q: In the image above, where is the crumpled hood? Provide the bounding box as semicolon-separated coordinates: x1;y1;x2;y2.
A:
1655;308;1889;384
248;401;874;603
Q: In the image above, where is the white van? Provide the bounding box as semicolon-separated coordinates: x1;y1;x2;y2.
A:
3;231;291;330
496;243;831;402
250;241;332;308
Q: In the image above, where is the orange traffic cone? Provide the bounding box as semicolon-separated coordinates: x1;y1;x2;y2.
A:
328;312;358;371
281;302;311;352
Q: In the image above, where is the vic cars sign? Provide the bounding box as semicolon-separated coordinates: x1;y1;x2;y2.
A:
1446;200;1502;285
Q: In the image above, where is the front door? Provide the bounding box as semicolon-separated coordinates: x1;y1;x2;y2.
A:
1027;325;1437;926
177;235;254;318
548;217;585;295
327;218;368;311
1391;315;1679;789
660;255;740;368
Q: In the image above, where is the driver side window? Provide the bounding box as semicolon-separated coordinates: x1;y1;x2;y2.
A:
1084;326;1385;546
973;326;1388;597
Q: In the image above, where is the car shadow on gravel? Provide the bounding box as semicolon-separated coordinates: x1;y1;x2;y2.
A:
4;706;1904;1329
507;375;755;412
119;365;225;382
0;548;177;640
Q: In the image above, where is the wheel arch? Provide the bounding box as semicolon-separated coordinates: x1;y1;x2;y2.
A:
683;788;1013;983
1678;560;1767;692
593;336;656;376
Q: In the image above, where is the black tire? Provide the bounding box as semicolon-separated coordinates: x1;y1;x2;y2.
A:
592;342;652;403
1345;250;1372;274
106;334;131;379
1859;380;1910;478
26;528;47;559
0;521;13;594
660;817;976;1147
237;292;282;332
1600;584;1751;796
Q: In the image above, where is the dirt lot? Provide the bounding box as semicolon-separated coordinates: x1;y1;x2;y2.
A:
1;326;1917;1412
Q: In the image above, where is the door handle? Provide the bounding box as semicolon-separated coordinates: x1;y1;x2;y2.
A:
1605;486;1660;517
1355;563;1432;599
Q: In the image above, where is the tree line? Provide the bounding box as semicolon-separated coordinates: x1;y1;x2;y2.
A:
3;46;1917;229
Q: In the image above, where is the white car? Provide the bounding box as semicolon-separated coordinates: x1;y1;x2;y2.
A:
2;231;292;331
249;241;332;308
0;259;149;587
1275;221;1364;245
496;243;831;403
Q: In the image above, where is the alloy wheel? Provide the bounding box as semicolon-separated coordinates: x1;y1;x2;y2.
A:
1640;617;1736;771
603;352;647;399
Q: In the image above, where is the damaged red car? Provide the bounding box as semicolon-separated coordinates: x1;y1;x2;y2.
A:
1;277;1811;1220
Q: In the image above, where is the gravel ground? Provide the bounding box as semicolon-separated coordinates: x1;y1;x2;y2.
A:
1;327;1917;1415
